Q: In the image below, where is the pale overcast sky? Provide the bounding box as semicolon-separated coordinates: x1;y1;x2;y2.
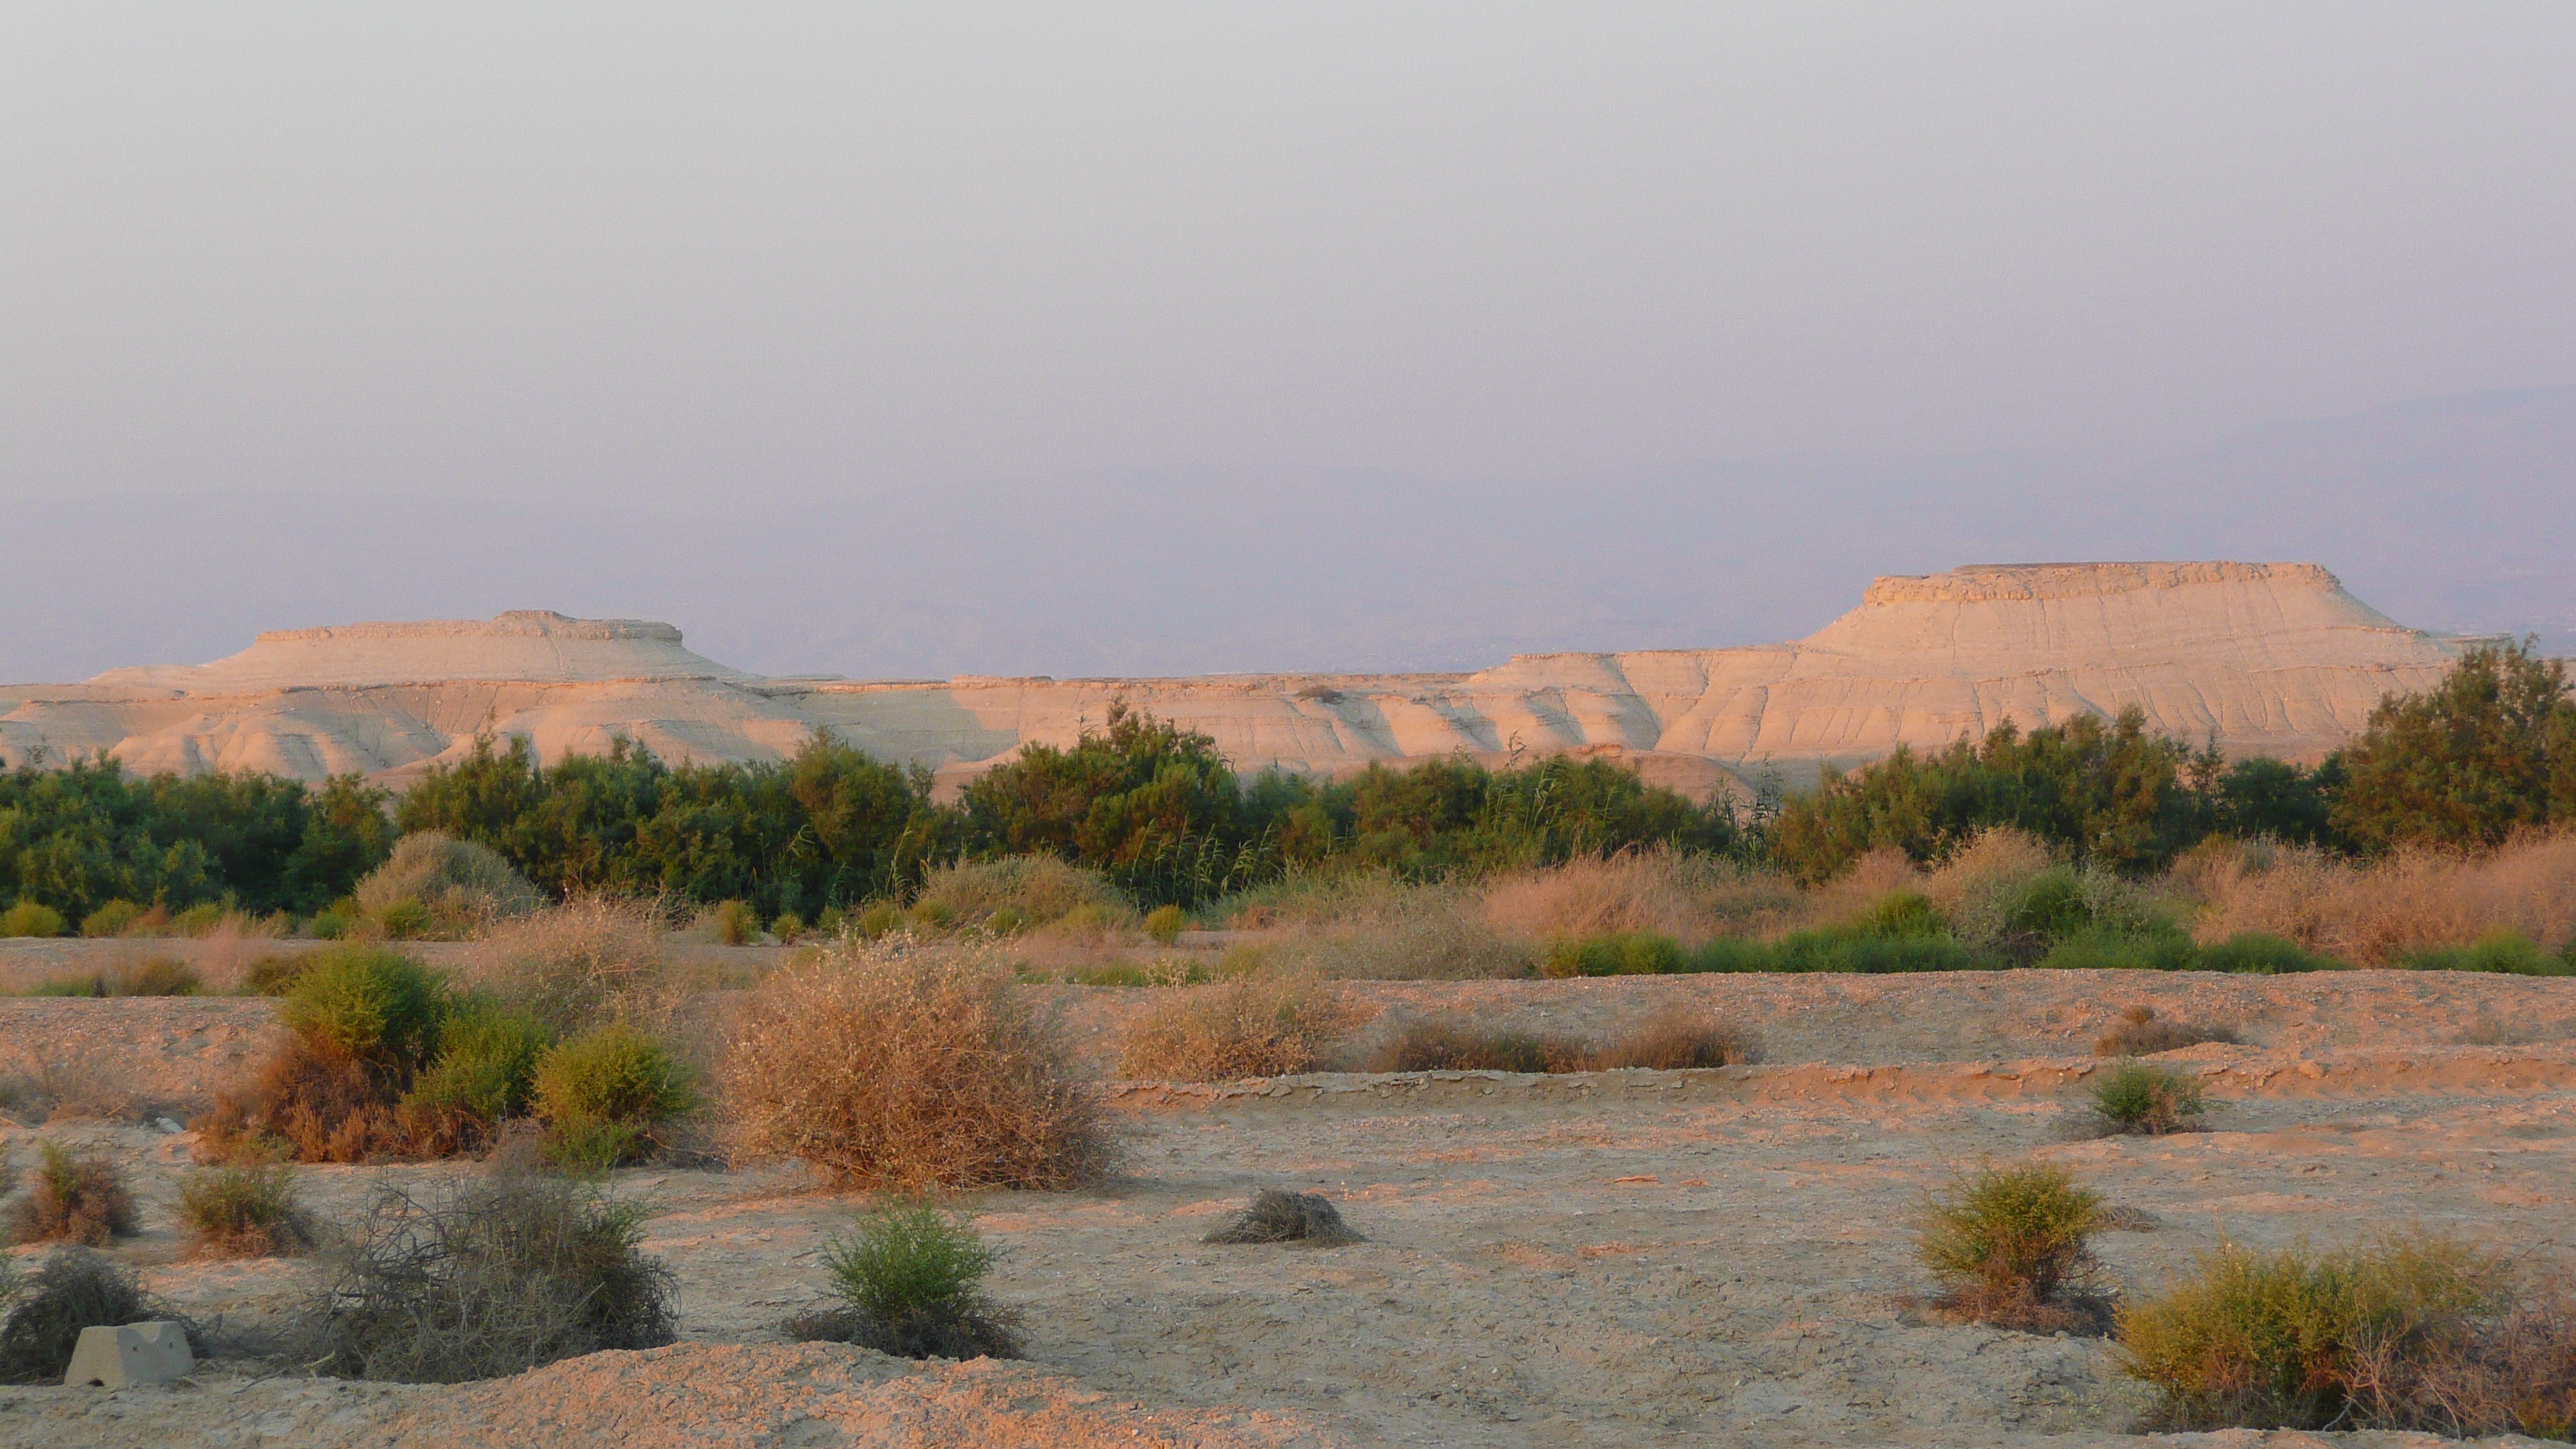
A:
3;5;2572;678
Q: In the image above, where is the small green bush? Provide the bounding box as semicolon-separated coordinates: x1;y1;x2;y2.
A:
123;957;204;995
2117;1235;2524;1431
176;1163;308;1258
1773;931;1978;974
78;900;144;938
852;903;904;940
242;954;310;995
6;1143;138;1247
0;902;67;938
1676;937;1774;972
769;911;807;944
1540;931;1686;978
709;899;758;945
1918;1162;2105;1331
2005;868;2094;941
790;1201;1021;1361
281;944;446;1067
1143;904;1187;944
2398;928;2574;977
405;995;554;1124
2040;925;2200;972
307;905;355;940
172;902;228;937
1856;889;1947;939
532;1023;697;1168
906;899;957;933
2196;933;2338;975
2091;1061;2206;1134
377;899;435;940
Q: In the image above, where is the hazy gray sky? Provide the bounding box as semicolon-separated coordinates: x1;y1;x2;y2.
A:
7;2;2571;507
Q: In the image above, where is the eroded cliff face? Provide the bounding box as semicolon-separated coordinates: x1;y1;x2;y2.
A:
0;564;2487;799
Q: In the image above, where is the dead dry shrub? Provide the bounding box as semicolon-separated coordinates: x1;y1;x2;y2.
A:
0;1045;144;1123
1918;1162;2108;1334
0;1248;170;1384
296;1173;677;1382
197;1033;414;1163
1803;848;1930;930
725;941;1110;1190
176;1162;311;1259
2183;831;2576;966
1227;875;1533;978
1115;973;1358;1081
1478;850;1804;944
460;896;671;1036
1371;1018;1587;1073
1204;1189;1363;1245
1588;1007;1762;1070
354;831;547;938
5;1142;138;1246
1920;828;2061;941
2094;1005;2242;1057
2119;1233;2576;1436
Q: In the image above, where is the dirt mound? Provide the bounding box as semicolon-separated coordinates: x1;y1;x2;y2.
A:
0;1342;1340;1448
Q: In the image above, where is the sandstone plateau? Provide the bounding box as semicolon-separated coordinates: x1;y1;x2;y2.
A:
0;563;2488;797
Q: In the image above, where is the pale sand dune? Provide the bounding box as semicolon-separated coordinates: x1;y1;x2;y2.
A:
0;564;2494;796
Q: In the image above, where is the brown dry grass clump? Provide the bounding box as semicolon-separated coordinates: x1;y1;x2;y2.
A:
1478;850;1803;944
1221;873;1531;978
725;941;1111;1190
1115;973;1359;1081
461;896;672;1036
2180;831;2576;966
2094;1005;2243;1057
1372;1007;1758;1074
913;855;1132;930
6;1143;138;1247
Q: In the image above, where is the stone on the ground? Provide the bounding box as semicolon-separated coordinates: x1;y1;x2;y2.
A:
62;1321;192;1389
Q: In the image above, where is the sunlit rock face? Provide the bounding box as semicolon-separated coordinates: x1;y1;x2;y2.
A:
0;564;2487;799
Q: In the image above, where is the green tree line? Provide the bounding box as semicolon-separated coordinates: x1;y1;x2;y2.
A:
3;641;2568;920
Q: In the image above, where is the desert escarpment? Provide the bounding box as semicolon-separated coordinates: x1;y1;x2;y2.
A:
0;564;2488;796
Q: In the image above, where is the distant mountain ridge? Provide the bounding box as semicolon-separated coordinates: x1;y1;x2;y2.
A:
0;563;2483;800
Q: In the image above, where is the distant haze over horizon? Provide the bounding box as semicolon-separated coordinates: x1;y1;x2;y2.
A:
5;7;2570;680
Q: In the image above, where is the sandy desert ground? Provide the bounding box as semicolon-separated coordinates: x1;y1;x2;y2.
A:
4;961;2574;1447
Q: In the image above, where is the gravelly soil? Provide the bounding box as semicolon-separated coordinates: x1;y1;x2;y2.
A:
2;968;2571;1448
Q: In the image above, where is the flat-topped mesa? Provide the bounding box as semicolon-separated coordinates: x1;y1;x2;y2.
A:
0;563;2499;793
87;610;751;693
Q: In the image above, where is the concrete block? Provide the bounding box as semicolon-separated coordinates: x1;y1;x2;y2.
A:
61;1321;193;1389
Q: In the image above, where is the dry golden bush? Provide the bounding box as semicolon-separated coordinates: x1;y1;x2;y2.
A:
1115;973;1361;1081
1800;847;1929;930
1478;850;1803;944
1223;872;1530;978
724;940;1109;1191
912;856;1131;928
2184;831;2576;966
353;831;548;937
461;896;673;1035
1918;828;2060;947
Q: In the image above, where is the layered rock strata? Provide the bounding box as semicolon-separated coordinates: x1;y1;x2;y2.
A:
0;565;2487;799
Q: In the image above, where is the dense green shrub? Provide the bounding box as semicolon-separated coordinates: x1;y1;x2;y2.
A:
2091;1061;2206;1134
790;1201;1021;1360
532;1023;697;1169
282;945;447;1068
1679;937;1777;972
2038;925;2200;971
406;995;554;1125
1917;1163;2105;1331
2195;933;2338;975
0;902;65;937
2396;928;2574;976
2117;1235;2550;1432
1771;930;1978;973
1540;930;1686;978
